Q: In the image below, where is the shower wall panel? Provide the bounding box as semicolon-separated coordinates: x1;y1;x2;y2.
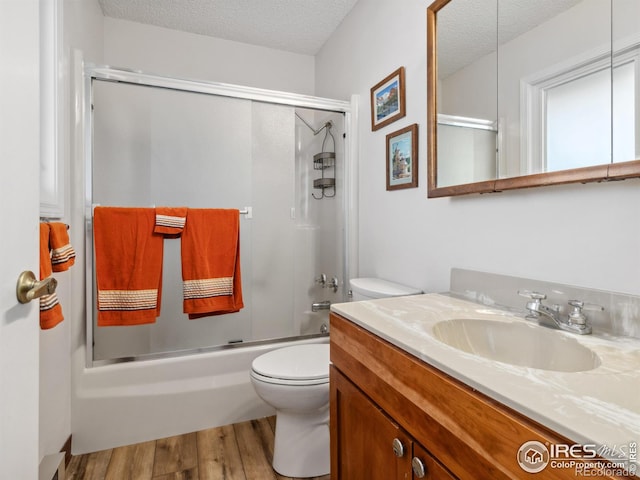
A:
294;109;345;336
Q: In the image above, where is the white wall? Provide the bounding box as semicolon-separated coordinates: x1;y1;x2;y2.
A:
102;17;315;96
315;0;640;297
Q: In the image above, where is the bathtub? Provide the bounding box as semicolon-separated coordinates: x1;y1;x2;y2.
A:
71;335;329;454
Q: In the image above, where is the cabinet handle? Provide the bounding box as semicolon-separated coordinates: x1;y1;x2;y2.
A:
392;438;405;457
412;457;427;478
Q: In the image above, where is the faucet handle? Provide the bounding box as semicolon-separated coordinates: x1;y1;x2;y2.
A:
315;274;327;286
327;276;339;293
567;300;604;325
568;300;605;311
519;290;546;319
517;290;547;301
518;290;562;321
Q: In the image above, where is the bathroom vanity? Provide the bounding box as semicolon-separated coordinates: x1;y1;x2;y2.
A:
329;293;640;479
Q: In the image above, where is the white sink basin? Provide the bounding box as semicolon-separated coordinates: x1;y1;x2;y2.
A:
431;318;600;372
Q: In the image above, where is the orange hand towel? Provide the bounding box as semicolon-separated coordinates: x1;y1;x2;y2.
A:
39;223;64;330
94;207;164;326
154;207;188;236
49;222;76;272
181;209;244;318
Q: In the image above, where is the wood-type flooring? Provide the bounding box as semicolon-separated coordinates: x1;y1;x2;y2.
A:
66;416;330;480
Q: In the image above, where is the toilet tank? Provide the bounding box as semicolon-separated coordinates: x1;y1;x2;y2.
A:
349;278;422;301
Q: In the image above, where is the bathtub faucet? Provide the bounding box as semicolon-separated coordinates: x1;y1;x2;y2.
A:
312;300;331;312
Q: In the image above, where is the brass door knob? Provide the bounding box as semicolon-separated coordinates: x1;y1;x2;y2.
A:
16;271;57;304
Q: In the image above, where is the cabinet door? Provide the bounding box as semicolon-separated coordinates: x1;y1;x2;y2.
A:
331;366;411;480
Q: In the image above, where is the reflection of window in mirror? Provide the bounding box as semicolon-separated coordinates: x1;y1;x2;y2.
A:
522;48;638;174
612;62;637;163
546;68;613;171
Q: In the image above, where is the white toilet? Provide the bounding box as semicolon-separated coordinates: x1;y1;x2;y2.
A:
249;277;421;478
250;343;330;478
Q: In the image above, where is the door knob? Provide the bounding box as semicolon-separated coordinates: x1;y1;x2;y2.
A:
16;271;57;304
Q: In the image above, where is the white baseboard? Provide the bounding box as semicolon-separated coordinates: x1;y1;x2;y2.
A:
39;453;65;480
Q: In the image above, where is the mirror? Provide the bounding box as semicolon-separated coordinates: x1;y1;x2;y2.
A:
435;0;497;189
613;0;640;169
427;0;640;197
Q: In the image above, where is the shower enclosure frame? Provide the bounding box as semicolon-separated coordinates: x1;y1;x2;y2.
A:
82;64;359;368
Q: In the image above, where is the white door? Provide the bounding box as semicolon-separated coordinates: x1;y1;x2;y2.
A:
0;0;41;478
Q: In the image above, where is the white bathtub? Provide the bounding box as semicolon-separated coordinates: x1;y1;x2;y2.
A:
71;335;329;454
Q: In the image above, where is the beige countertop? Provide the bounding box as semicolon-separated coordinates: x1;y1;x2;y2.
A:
331;293;640;469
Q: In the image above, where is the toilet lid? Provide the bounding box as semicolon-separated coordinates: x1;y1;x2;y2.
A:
251;344;329;381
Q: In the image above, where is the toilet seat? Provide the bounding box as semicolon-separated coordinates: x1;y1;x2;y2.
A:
250;370;329;386
251;344;329;385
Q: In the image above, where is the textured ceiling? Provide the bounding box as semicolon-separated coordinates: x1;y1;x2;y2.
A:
98;0;359;55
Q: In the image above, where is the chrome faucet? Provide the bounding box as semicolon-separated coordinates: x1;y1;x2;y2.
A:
518;291;602;335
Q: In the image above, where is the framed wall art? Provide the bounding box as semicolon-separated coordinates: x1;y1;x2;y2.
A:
386;123;418;190
371;67;406;131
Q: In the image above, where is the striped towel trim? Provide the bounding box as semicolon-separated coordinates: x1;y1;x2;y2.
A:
98;289;158;311
51;244;76;265
156;214;186;230
40;292;60;312
183;277;233;300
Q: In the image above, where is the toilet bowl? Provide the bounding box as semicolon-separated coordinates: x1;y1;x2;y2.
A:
250;343;330;478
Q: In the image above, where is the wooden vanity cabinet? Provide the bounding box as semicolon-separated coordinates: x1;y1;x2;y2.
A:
331;365;455;479
329;312;632;480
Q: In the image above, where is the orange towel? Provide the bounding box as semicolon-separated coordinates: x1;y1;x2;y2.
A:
49;222;76;272
39;223;64;330
154;207;188;236
181;209;244;318
93;207;164;326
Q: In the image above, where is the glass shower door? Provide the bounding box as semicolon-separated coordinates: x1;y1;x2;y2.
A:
90;77;346;363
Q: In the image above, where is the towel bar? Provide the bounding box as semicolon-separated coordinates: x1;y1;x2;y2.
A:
90;204;253;219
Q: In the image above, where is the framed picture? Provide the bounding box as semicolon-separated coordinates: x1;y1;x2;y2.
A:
386;124;418;190
371;67;406;131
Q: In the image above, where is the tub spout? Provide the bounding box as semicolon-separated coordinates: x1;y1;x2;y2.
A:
312;300;331;312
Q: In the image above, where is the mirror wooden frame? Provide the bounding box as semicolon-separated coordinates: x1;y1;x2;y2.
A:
426;0;640;198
